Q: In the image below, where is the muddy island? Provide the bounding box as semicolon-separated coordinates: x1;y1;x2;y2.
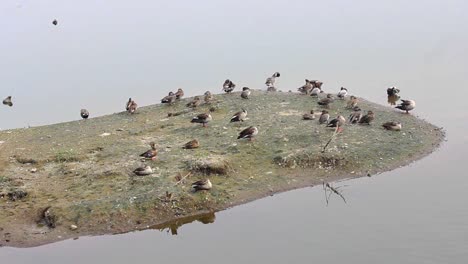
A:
0;91;444;247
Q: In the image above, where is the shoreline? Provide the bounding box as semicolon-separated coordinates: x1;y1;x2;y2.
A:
0;91;445;248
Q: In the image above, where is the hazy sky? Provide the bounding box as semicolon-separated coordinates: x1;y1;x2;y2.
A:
1;0;467;130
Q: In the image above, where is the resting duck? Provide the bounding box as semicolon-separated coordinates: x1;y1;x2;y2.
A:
318;94;334;107
358;110;375;125
348;109;362;124
183;139;200;149
396;99;416;114
387;87;400;96
337;87;348;99
298;79;313;95
204;91;214;104
327;115;346;128
126;98;137;114
265;72;280;90
133;165;153;176
191;113;212;127
140;142;158;160
241;87;251;99
192;179;212;192
310;87;321;97
382;121;402;131
223;79;236;93
161;92;177;105
175;88;184;100
346;96;358;109
319;110;330;124
238;126;258;141
2;96;12;107
230;109;248;122
80;109;89;119
186;96;202;108
302;110;315;120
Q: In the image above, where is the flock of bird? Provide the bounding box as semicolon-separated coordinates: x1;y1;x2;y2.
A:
2;72;416;193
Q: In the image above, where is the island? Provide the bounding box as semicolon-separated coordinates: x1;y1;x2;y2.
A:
0;91;444;247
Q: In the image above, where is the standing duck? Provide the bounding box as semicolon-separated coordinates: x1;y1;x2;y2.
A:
327;115;346;128
337;87;348;99
204;91;214;104
80;109;89;119
298;79;313;95
230;109;248;123
186;96;202;108
175;88;184;100
133;165;153;176
346;96;358;109
223;79;236;93
265;72;280;90
161;92;177;105
358;110;375;125
192;179;212;192
191;113;212;127
140;142;158;160
382;121;402;131
3;96;13;107
241;87;251;99
387;87;400;96
319;110;330;124
238;126;258;141
318;94;334;108
395;99;416;114
126;98;137;114
348;109;362;124
302;110;315;120
183;139;200;149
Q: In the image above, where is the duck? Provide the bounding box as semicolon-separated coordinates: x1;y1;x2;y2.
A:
3;96;13;107
358;110;375;125
346;96;358;109
302;110;315;120
395;99;416;114
319;110;330;124
241;87;251;99
204;91;214;104
310;87;321;97
186;96;202;108
238;126;258;141
175;88;184;100
313;80;323;89
265;72;280;90
191;113;212;127
387;87;400;96
387;94;400;106
140;142;158;160
337;87;348;99
230;109;248;122
133;165;153;176
382;121;402;131
183;139;200;149
223;79;236;93
318;94;334;107
348;109;362;124
52;19;58;26
327;115;346;128
298;79;313;95
80;109;89;119
191;179;212;192
161;92;177;105
126;98;137;114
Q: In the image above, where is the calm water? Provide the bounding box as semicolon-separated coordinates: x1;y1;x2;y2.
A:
1;1;468;263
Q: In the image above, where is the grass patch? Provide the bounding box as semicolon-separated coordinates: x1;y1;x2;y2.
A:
54;149;84;163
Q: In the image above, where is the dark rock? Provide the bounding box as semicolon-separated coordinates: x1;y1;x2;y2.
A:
7;190;28;201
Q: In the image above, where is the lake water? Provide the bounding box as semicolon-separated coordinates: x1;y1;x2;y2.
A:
1;1;468;263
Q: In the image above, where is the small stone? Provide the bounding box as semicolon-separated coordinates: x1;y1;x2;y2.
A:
100;133;111;137
30;168;37;173
70;225;78;230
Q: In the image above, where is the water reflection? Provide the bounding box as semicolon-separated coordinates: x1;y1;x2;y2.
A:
151;212;216;235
